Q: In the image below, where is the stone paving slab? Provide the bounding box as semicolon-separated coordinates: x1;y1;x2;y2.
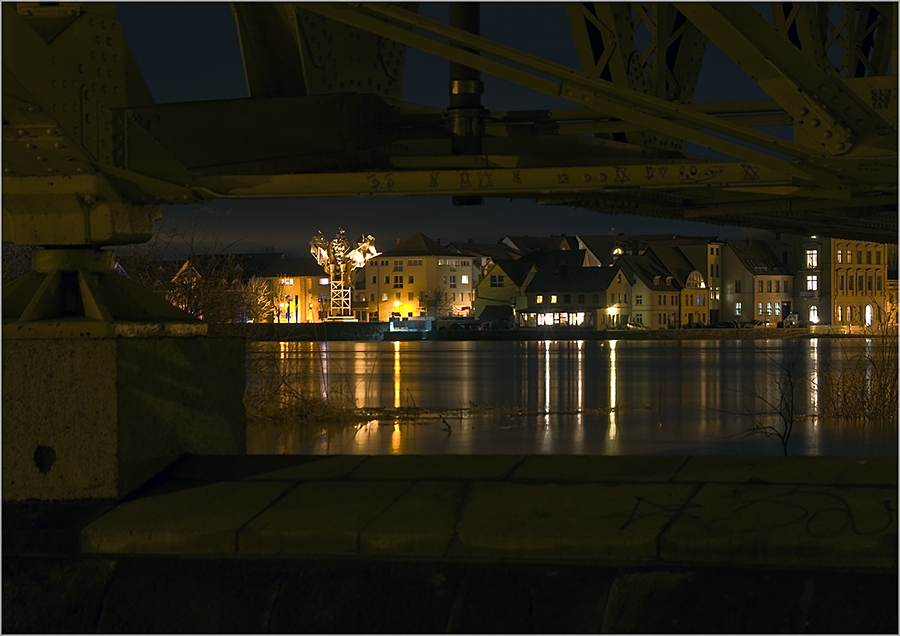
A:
81;482;291;554
673;456;897;486
512;455;688;483
239;481;411;555
450;482;696;562
360;481;466;557
243;455;367;481
347;454;524;481
659;484;898;570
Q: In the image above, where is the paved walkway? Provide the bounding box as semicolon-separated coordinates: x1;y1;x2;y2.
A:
65;455;897;571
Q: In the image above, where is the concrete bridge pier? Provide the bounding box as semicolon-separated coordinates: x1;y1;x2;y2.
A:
2;247;247;501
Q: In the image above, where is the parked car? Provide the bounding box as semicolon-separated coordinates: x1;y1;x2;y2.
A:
741;319;766;328
715;320;738;328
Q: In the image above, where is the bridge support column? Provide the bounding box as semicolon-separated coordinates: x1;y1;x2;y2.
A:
2;248;246;501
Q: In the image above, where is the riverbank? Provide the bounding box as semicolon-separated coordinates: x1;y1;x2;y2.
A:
215;321;893;342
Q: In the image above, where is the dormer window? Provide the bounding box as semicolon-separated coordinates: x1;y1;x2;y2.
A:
666;276;673;286
653;276;661;285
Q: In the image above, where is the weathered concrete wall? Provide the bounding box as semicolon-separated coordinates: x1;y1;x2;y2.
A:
2;337;245;501
3;556;896;633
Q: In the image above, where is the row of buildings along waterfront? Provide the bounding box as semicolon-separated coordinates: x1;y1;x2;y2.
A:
119;230;898;330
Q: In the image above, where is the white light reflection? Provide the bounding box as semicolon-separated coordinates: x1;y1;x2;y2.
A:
541;340;552;451
319;341;329;400
354;342;369;408
608;340;618;441
575;341;584;445
393;340;401;408
810;338;819;419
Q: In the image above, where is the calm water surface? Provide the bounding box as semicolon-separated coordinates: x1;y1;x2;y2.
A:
246;339;897;457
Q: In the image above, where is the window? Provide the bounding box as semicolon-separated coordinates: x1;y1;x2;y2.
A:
381;293;388;301
438;259;445;266
781;250;788;264
766;302;772;315
847;251;853;264
550;295;558;304
407;259;422;266
578;294;585;303
858;275;864;291
370;293;375;302
839;275;844;291
806;249;818;268
408;275;414;284
536;295;543;304
775;303;781;316
280;278;294;285
408;292;415;301
461;275;469;285
393;260;403;272
672;295;678;305
809;305;819;324
877;275;883;291
775;280;780;292
758;302;763;316
384;276;390;284
395;292;401;300
767;280;772;293
868;275;873;291
449;275;457;288
660;295;666;305
617;273;622;284
758;280;764;293
806;275;818;291
636;295;642;305
490;275;504;287
393;275;403;288
319;277;329;286
837;306;842;321
735;280;742;293
735;302;742;316
866;251;872;265
380;259;388;266
784;280;789;292
624;294;628;303
848;275;854;291
876;251;882;265
592;294;599;303
837;250;842;264
857;251;862;264
461;260;470;267
371;275;376;284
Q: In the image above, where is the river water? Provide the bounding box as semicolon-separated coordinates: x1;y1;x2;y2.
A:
246;338;897;457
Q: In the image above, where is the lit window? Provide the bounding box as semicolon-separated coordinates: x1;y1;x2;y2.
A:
758;302;763;315
758;280;763;293
550;295;557;304
280;278;294;285
809;306;819;324
461;275;469;285
806;249;818;268
807;275;818;291
536;295;543;304
381;293;388;301
490;275;504;287
766;302;772;315
837;250;842;264
837;306;842;321
319;277;329;286
775;304;781;316
847;251;852;264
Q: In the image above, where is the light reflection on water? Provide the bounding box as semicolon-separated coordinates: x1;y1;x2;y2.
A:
246;338;897;457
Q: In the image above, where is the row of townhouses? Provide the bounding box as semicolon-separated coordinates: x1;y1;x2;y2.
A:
120;231;898;329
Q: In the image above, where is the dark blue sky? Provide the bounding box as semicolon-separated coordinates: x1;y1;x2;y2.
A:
116;2;767;255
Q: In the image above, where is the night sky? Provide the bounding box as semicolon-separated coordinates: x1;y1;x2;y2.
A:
116;2;770;256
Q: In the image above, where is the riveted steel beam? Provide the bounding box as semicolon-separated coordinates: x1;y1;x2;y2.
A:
300;2;834;185
675;3;893;157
